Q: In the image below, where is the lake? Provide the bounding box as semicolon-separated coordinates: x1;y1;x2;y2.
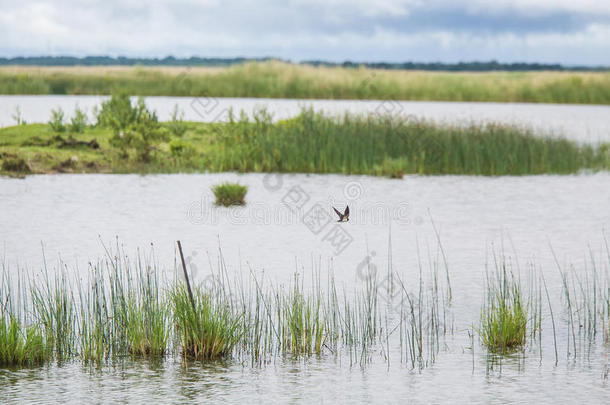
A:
1;95;610;403
1;171;610;403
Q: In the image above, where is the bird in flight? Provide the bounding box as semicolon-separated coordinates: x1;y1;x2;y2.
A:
333;205;350;222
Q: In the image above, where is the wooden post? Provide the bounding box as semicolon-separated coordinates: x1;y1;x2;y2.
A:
177;240;196;311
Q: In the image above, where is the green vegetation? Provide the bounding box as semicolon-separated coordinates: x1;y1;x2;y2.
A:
1;155;31;175
1;62;610;104
212;182;248;206
0;237;454;369
0;316;49;366
69;106;88;133
1;98;608;177
1;268;52;366
480;267;528;354
276;277;325;356
1;237;610;369
172;284;241;361
48;107;66;133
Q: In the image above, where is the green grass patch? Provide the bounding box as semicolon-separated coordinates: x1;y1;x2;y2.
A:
171;284;242;362
0;315;50;367
479;268;528;354
212;182;248;206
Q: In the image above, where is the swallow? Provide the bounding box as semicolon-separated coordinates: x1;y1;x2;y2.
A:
333;205;349;222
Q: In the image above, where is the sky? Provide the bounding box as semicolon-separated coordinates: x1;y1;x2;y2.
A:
1;0;610;65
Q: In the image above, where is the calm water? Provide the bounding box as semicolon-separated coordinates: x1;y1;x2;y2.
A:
1;173;610;403
1;95;610;143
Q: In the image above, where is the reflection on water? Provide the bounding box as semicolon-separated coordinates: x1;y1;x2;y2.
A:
1;172;610;403
0;346;608;403
1;95;610;142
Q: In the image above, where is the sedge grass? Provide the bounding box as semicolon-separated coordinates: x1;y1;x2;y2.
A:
210;109;609;176
0;315;49;366
211;182;248;206
1;266;52;366
171;284;242;362
7;233;610;370
479;262;528;354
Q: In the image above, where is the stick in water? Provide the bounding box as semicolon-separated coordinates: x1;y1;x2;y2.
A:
177;240;196;311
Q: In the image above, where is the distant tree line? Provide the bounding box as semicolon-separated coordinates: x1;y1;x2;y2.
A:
0;56;607;71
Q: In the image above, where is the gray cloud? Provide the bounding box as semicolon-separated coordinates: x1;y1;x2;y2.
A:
0;0;609;65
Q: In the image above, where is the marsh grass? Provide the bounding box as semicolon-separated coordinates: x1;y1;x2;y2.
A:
275;275;326;357
212;109;609;176
480;263;528;354
31;270;76;360
0;316;49;366
2;106;609;176
212;182;248;206
0;234;455;370
2;62;610;104
171;284;241;361
10;233;610;370
551;237;610;360
1;266;51;366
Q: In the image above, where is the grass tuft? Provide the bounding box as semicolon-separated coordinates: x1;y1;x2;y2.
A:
212;182;248;206
171;284;242;362
480;266;528;354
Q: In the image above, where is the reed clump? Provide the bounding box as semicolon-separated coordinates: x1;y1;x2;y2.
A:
480;267;528;354
1;268;52;366
171;284;241;361
0;316;49;366
211;108;609;176
212;182;248;206
276;277;325;356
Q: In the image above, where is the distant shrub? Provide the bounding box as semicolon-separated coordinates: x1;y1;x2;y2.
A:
48;107;66;133
69;106;88;133
96;92;138;132
212;182;247;206
97;93;164;162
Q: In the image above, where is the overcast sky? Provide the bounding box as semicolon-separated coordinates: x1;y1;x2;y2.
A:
1;0;609;65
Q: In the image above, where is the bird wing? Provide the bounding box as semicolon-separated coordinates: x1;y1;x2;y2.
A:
333;207;343;218
344;205;349;219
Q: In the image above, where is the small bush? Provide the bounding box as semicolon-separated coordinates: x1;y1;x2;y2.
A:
48;107;66;133
212;182;248;206
69;105;88;133
96;92;137;132
98;93;163;162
